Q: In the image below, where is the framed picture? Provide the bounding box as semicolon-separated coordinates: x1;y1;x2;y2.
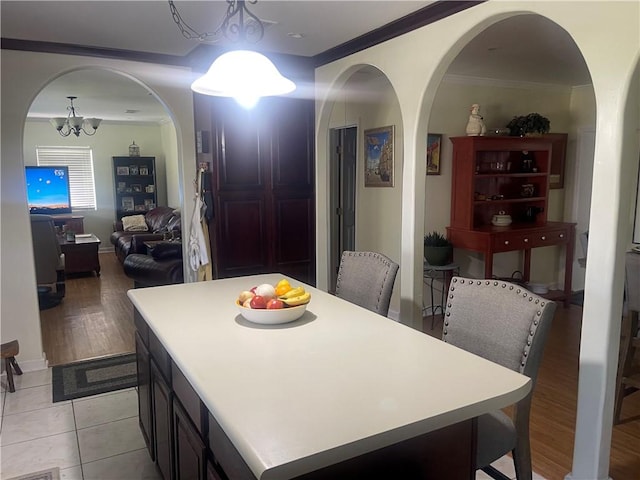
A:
121;197;134;211
129;165;139;175
117;182;126;193
426;134;442;175
131;184;142;193
364;125;394;187
139;166;149;176
145;185;155;193
144;199;155;209
116;166;129;176
135;204;146;212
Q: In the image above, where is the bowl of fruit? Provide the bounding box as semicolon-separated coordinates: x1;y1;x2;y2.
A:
235;279;311;325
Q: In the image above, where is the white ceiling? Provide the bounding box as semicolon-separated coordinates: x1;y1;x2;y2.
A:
1;1;592;124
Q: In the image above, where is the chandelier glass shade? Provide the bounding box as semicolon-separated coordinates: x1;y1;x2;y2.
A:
50;96;102;137
170;0;296;108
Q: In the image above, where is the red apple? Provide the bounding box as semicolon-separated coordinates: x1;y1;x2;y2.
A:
250;295;267;309
266;299;284;310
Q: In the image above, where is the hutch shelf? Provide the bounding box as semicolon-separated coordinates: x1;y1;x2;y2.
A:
447;136;575;306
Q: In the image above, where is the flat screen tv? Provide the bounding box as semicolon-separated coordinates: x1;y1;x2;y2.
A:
25;165;72;215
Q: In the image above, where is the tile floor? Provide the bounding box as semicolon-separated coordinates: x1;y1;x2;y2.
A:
1;369;544;480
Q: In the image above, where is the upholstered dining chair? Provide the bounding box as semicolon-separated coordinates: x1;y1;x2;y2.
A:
442;277;557;480
613;251;640;424
335;251;399;317
30;214;65;308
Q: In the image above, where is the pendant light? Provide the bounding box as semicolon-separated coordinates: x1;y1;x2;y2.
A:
169;0;296;109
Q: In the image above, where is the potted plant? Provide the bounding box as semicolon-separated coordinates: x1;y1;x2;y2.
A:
506;113;550;136
423;231;453;266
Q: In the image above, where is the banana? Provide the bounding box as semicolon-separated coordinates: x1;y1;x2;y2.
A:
283;292;311;306
279;286;305;299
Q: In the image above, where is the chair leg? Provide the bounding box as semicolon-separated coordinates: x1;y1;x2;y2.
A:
10;357;22;375
512;445;533;480
481;465;512;480
4;357;15;393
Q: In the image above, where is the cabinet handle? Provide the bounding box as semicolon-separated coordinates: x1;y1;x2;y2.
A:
504;240;509;245
524;238;529;243
559;234;564;238
541;236;546;240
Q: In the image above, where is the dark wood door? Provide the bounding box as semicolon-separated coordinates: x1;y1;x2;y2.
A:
152;360;174;480
197;95;315;284
135;333;154;460
173;399;207;480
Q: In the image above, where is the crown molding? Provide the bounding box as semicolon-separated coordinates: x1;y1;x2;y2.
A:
442;73;575;92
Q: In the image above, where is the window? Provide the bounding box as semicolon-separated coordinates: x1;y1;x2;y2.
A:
36;146;97;210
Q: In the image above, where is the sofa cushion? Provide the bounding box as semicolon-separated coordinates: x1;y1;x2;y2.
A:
145;206;176;233
151;242;183;260
122;214;148;232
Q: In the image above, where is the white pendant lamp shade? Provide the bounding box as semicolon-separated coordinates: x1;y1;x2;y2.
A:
191;50;296;108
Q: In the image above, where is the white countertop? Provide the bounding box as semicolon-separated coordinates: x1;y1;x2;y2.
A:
128;274;530;480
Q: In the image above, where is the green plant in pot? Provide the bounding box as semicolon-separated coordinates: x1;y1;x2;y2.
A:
506;113;550;137
423;231;453;266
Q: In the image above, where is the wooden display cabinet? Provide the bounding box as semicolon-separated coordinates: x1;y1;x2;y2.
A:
447;136;575;306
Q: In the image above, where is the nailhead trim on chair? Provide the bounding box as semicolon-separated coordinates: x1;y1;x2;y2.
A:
336;251;396;313
445;277;548;373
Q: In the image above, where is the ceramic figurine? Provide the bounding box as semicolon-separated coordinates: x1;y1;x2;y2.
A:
466;104;486;136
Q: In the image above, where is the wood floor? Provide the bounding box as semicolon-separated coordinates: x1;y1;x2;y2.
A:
40;259;640;479
39;251;135;366
424;307;640;480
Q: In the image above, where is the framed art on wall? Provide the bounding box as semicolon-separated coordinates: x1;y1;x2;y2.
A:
427;133;442;175
364;125;394;187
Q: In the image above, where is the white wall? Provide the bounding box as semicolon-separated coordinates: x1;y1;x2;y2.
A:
315;2;639;479
1;50;197;372
23;120;175;248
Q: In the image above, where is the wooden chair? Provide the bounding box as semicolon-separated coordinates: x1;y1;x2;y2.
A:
1;340;23;392
335;251;399;317
443;277;557;480
613;251;640;424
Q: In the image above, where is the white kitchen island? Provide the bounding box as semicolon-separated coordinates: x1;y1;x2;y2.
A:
128;274;530;480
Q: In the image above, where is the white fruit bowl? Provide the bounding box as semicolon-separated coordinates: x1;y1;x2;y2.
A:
235;301;308;325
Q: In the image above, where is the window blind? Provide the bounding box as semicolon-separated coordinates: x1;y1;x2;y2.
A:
36;146;97;210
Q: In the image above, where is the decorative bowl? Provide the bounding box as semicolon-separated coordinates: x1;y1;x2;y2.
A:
235;301;308;325
491;212;512;226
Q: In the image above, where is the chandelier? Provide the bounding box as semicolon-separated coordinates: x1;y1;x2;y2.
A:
169;0;296;108
49;96;102;137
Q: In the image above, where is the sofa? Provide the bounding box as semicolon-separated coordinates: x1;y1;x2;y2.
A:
110;206;180;264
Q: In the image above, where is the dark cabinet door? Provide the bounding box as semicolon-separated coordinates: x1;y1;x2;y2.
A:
135;332;154;460
173;399;207;480
202;95;315;284
152;360;174;480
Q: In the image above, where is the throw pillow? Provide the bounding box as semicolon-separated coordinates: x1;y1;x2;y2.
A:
122;214;148;232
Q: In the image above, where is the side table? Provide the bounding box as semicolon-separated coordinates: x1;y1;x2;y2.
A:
422;262;460;328
58;233;101;276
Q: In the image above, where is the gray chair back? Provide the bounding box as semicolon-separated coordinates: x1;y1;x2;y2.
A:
30;214;64;285
442;277;557;480
443;277;556;384
335;251;399;317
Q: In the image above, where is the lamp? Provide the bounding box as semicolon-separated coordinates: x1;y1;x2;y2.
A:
169;0;296;108
50;96;102;137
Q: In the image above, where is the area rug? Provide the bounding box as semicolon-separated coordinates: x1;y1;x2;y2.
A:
6;467;60;480
52;353;137;402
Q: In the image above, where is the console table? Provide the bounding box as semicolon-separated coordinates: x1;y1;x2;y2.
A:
58;234;101;276
128;274;531;480
447;222;575;306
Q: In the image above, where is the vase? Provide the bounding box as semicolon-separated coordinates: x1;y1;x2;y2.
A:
424;245;453;266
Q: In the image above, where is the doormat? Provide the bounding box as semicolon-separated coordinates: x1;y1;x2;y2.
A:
52;353;137;402
6;467;60;480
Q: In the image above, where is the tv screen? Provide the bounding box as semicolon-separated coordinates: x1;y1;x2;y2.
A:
25;166;72;215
